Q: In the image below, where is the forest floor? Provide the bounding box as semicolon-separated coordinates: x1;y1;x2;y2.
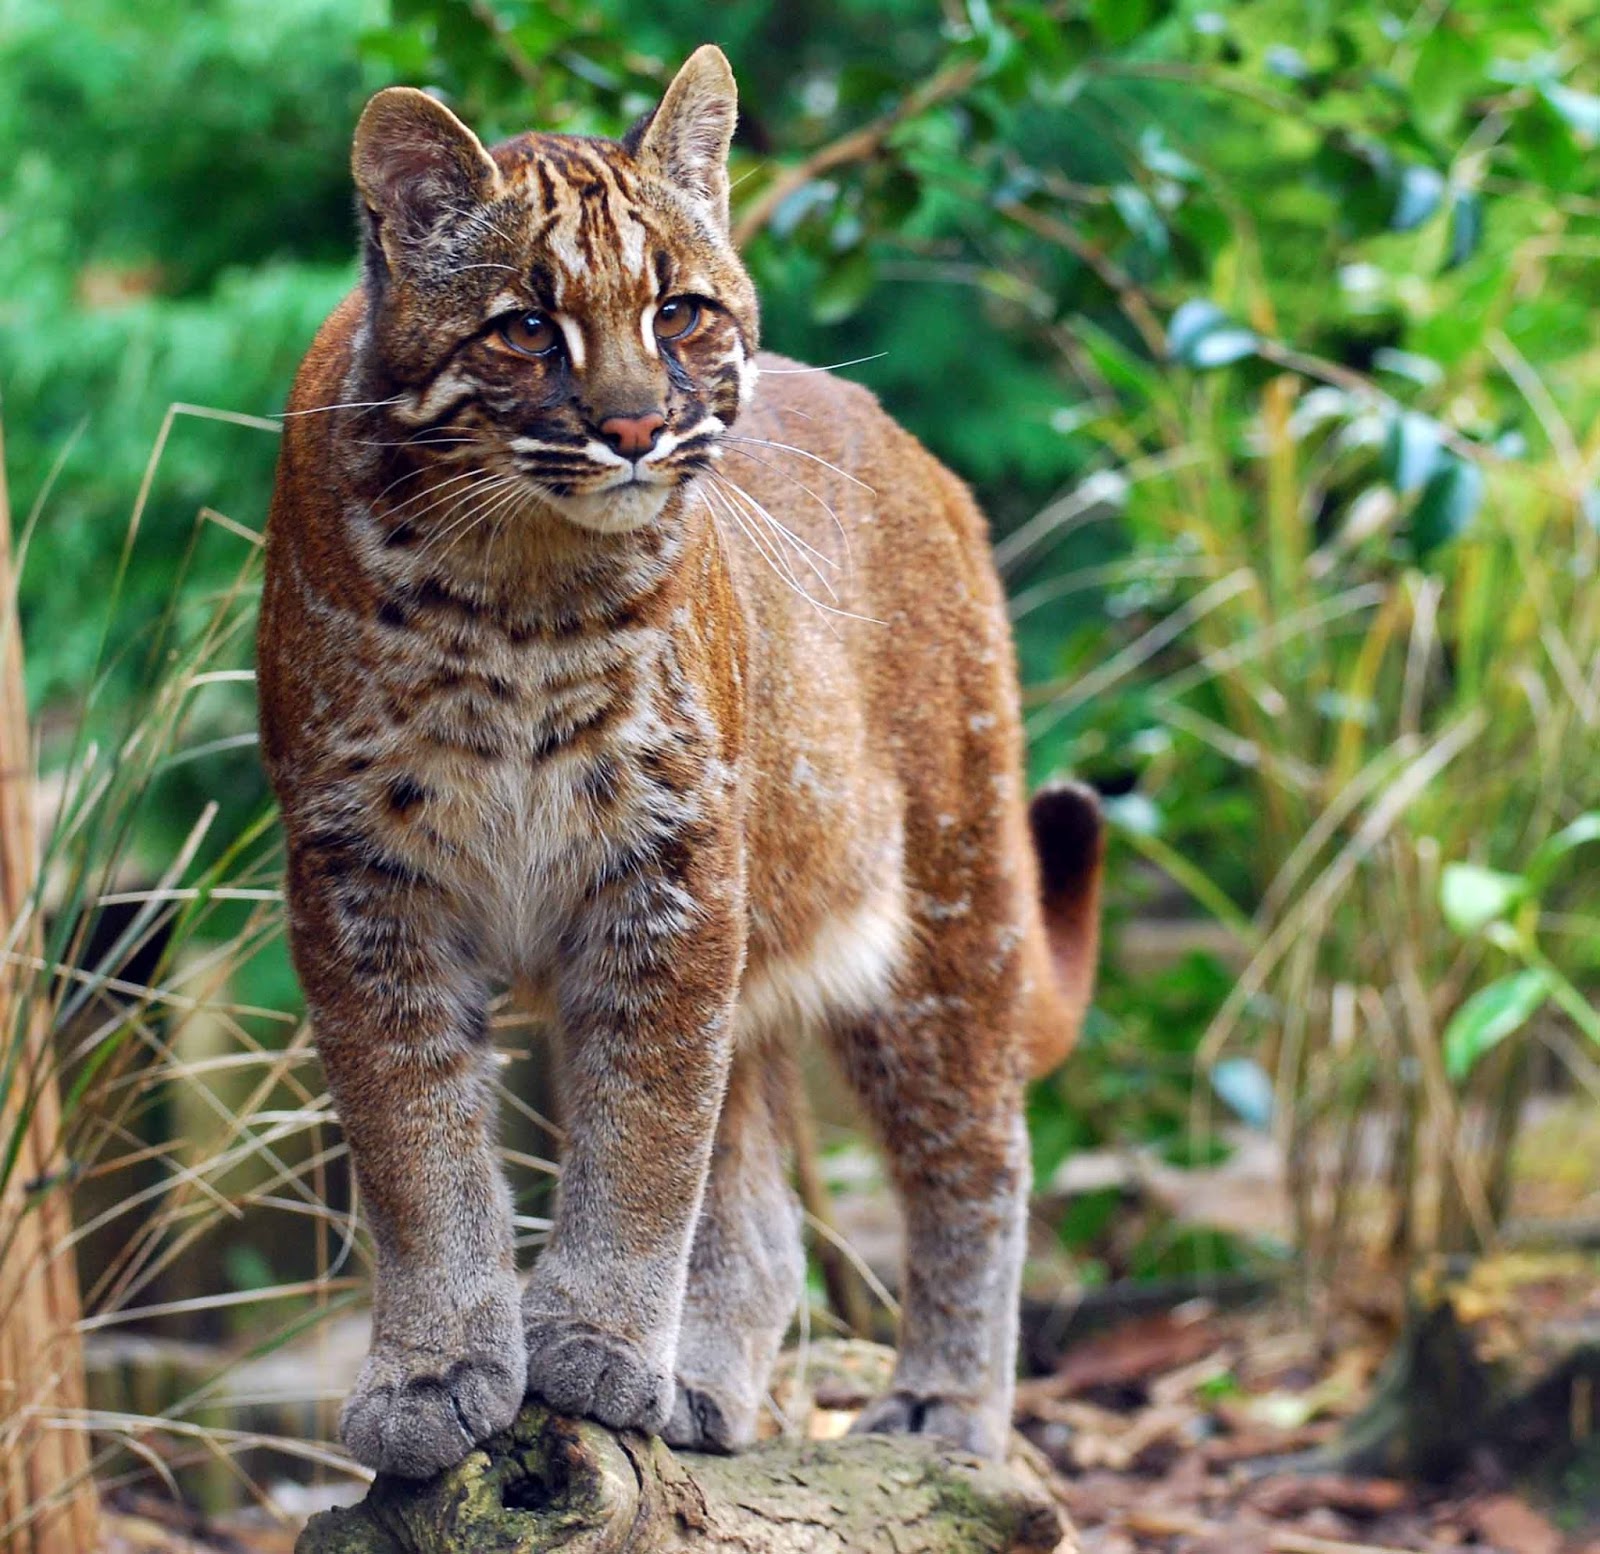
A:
1015;1289;1600;1554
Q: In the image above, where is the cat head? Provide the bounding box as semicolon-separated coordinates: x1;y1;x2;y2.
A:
350;46;758;535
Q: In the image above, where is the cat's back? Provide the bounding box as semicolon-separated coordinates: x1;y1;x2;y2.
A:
722;353;1014;727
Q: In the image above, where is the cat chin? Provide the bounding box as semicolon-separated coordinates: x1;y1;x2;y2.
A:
548;481;674;535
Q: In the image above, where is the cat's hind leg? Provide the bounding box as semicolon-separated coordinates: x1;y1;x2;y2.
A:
664;1044;805;1452
827;939;1034;1460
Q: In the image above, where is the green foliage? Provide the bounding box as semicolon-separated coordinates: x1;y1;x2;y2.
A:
1440;815;1600;1081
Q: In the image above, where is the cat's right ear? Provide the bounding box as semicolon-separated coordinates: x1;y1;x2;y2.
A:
353;87;501;273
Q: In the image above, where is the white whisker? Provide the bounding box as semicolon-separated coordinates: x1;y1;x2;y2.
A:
277;396;404;419
414;474;521;558
719;447;852;569
700;484;883;628
388;468;494;520
350;435;487;451
722;435;875;495
701;484;811;603
714;481;838;603
383;471;508;543
710;473;839;596
757;354;887;375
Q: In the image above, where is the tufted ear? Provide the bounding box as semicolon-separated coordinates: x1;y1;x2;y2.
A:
631;45;738;229
352;87;501;260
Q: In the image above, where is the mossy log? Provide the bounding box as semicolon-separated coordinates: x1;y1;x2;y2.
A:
297;1394;1069;1554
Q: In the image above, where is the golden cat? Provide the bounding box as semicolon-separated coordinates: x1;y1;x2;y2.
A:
257;45;1102;1477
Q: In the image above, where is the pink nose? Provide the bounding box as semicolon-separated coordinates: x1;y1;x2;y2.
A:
598;412;666;458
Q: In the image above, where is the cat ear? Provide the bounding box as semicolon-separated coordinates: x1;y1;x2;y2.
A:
352;87;501;251
631;45;738;229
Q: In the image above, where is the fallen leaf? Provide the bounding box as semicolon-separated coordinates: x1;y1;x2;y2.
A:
1052;1309;1220;1396
1248;1475;1410;1520
1469;1494;1561;1554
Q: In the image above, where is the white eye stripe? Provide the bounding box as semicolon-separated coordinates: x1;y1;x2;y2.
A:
640;302;660;359
395;371;472;425
554;315;586;370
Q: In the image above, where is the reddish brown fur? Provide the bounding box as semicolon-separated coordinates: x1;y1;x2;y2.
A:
258;47;1101;1477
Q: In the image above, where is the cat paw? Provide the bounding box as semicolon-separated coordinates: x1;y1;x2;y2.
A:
523;1316;673;1434
340;1345;525;1478
663;1379;756;1453
850;1389;1007;1459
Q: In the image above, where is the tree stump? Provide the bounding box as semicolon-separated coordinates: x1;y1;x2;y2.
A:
1332;1251;1600;1480
297;1343;1071;1554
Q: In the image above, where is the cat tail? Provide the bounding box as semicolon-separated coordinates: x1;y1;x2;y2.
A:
1026;780;1104;1076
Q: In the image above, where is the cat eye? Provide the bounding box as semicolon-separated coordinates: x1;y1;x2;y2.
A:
497;312;560;357
653;298;700;341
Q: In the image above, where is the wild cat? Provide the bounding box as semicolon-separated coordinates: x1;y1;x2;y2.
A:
257;45;1102;1477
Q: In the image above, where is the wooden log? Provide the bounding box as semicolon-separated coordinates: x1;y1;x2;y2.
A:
296;1400;1070;1554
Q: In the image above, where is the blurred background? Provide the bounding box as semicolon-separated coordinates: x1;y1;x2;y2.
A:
4;1;1600;1550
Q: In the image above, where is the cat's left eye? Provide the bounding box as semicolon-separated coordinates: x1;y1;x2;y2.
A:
497;312;561;357
653;298;701;341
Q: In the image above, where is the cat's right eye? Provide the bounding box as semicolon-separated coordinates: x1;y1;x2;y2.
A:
496;312;561;358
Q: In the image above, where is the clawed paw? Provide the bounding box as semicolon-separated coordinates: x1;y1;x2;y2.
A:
523;1316;673;1434
340;1347;524;1478
663;1379;755;1453
850;1388;1007;1459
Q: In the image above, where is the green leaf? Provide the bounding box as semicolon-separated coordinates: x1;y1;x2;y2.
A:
1527;813;1600;891
1447;191;1483;270
1211;1057;1274;1131
811;249;875;325
1076;318;1163;402
1090;0;1149;47
1168;299;1257;368
1516;97;1584;191
1543;84;1600;141
1410;26;1485;142
1441;861;1527;934
1444;971;1551;1082
1392;164;1445;232
1384;411;1443;494
1411;456;1484;559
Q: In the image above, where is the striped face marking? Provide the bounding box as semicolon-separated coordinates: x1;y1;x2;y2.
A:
357;126;758;539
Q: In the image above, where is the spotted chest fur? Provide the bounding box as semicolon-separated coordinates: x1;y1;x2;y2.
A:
274;507;742;995
258;46;1103;1483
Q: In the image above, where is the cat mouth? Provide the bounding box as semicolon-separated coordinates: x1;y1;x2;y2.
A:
546;478;676;535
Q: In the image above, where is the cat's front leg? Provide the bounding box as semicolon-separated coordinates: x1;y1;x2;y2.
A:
286;833;525;1478
523;819;744;1435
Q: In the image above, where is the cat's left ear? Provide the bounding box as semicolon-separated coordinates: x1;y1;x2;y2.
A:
630;45;738;230
353;87;502;264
